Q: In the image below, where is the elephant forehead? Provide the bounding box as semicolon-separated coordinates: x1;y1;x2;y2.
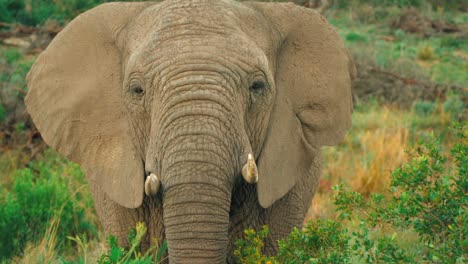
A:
125;38;270;86
120;0;274;77
120;0;273;51
122;0;244;49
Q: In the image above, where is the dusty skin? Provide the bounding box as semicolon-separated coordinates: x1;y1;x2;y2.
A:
25;0;354;263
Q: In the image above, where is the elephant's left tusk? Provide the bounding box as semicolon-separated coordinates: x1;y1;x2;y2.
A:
145;173;160;197
242;153;258;184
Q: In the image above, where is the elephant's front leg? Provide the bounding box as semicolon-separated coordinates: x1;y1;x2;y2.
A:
89;185;166;255
263;153;322;255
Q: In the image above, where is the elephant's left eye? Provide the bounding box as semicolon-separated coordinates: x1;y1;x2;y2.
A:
130;81;145;97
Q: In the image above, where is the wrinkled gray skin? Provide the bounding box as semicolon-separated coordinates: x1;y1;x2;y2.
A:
25;0;354;263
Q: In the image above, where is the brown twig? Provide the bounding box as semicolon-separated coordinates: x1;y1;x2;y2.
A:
370;67;430;87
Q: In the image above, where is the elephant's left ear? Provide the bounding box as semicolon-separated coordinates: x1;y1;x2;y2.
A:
247;2;354;208
25;2;155;208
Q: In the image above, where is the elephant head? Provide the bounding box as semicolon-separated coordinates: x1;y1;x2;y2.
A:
25;0;354;262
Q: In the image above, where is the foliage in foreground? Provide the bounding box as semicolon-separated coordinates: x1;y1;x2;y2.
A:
236;123;467;264
94;222;167;264
0;152;97;261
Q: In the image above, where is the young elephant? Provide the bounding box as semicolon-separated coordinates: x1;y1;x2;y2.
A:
25;0;354;263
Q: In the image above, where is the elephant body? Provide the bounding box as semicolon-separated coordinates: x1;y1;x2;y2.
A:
25;0;354;263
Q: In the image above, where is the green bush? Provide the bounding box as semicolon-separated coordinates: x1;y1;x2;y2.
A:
333;0;423;8
2;48;23;64
332;0;465;9
443;93;464;120
412;100;436;117
0;152;97;261
94;222;167;264
0;47;35;127
236;123;467;263
234;226;276;264
0;0;109;25
277;220;351;264
345;32;368;42
0;0;157;26
0;103;5;122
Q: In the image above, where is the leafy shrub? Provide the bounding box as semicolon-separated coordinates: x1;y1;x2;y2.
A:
332;0;465;9
236;123;467;263
443;93;464;120
417;45;436;61
333;0;424;8
95;222;167;264
0;152;97;261
0;0;157;26
2;48;23;64
412;100;436;117
234;226;276;264
440;36;464;49
0;0;107;25
0;47;35;128
345;32;368;42
0;103;5;122
277;220;351;264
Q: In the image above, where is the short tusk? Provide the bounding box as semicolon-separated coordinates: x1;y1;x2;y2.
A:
242;153;258;184
145;173;160;197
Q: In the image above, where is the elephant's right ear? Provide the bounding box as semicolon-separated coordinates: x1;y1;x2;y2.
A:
25;2;154;208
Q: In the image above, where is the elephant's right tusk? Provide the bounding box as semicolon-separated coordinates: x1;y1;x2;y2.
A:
242;153;258;184
145;173;160;197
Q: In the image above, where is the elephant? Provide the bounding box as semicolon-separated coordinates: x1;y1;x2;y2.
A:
25;0;354;263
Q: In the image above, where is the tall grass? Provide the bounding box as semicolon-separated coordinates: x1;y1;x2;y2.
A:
307;99;460;222
0;150;98;261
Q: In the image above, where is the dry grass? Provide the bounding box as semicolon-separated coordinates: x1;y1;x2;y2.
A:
0;149;31;188
350;127;408;196
417;45;436;61
12;185;107;264
324;106;409;192
14;216;60;263
306;102;454;222
14;215;106;264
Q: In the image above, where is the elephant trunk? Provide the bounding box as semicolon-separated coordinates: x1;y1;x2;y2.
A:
163;179;231;263
156;79;240;263
161;135;234;263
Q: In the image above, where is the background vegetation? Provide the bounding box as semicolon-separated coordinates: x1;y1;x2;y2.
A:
0;0;466;263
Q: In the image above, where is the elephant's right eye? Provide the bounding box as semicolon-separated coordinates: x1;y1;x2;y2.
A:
250;80;266;94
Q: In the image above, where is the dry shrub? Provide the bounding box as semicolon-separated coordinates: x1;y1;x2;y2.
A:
324;107;409;196
417;45;436;61
351;127;408;195
304;192;332;223
14;216;60;263
307;106;412;220
321;126;408;196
